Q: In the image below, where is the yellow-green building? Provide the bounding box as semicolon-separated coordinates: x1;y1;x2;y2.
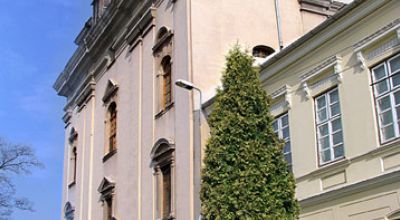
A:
258;0;400;219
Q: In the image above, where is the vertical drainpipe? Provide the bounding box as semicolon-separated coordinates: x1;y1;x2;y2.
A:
275;0;284;50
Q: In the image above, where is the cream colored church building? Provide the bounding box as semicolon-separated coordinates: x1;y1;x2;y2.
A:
54;0;400;219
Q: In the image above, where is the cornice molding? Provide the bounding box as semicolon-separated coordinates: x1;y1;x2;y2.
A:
353;18;400;52
76;77;96;108
299;0;345;17
260;0;388;83
54;0;154;99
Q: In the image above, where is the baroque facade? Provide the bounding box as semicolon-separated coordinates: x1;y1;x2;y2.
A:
255;0;400;219
54;0;345;219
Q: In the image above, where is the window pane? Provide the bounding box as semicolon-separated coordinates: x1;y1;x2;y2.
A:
272;121;278;132
380;111;393;126
283;141;291;153
282;127;290;139
318;124;329;136
397;107;400;120
321;149;331;163
332;118;342;132
330;103;341;117
317;96;326;110
284;153;292;164
378;96;392;112
329;90;339;103
392;74;400;88
332;131;343;145
394;91;400;105
382;124;395;140
319;136;330;149
375;80;389;96
389;56;400;73
317;108;327;122
373;65;387;81
281;115;288;126
334;144;344;158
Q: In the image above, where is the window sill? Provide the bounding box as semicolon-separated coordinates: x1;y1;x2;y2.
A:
155;102;174;119
103;149;117;163
68;181;76;188
158;214;175;220
370;137;400;156
296;157;349;182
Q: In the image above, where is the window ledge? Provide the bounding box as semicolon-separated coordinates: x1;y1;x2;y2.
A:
103;149;117;163
68;181;76;188
158;214;175;220
155;102;174;119
296;158;349;182
370;138;400;156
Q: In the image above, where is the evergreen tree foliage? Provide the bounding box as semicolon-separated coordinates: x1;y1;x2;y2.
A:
200;46;299;220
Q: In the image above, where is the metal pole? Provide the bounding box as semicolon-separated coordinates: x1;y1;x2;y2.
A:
275;0;284;50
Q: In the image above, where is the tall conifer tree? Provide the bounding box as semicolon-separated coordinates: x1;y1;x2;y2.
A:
200;46;299;220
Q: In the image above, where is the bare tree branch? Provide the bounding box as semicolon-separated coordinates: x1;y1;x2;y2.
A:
0;137;43;218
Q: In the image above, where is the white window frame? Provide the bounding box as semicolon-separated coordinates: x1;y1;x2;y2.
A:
315;88;345;165
372;53;400;143
272;113;292;172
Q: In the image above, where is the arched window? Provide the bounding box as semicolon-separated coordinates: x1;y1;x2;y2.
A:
252;45;275;58
162;56;172;108
64;202;75;220
107;102;117;154
69;128;78;186
157;27;169;41
72;147;77;183
151;139;175;220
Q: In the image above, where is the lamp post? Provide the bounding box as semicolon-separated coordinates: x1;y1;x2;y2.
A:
175;79;202;220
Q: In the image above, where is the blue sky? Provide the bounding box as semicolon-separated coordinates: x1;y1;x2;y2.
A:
0;1;91;219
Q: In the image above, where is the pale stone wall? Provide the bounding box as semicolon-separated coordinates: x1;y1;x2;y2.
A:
57;0;338;219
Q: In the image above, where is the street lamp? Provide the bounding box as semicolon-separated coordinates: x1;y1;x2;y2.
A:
175;79;202;220
175;79;202;111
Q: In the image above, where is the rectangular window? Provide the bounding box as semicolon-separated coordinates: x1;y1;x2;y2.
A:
161;165;172;219
109;107;117;152
315;88;344;165
372;54;400;143
272;113;293;172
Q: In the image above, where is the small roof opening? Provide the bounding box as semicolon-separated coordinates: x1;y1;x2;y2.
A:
252;45;275;58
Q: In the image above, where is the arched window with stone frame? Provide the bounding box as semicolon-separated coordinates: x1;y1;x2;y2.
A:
107;102;117;154
102;79;119;162
153;27;174;115
151;139;175;220
161;56;172;108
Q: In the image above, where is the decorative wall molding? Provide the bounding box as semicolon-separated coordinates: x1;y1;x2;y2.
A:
353;18;400;52
353;19;400;72
270;85;292;110
366;37;400;61
300;56;342;99
63;110;72;125
76;77;96;108
356;51;367;70
102;79;119;103
152;27;174;53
